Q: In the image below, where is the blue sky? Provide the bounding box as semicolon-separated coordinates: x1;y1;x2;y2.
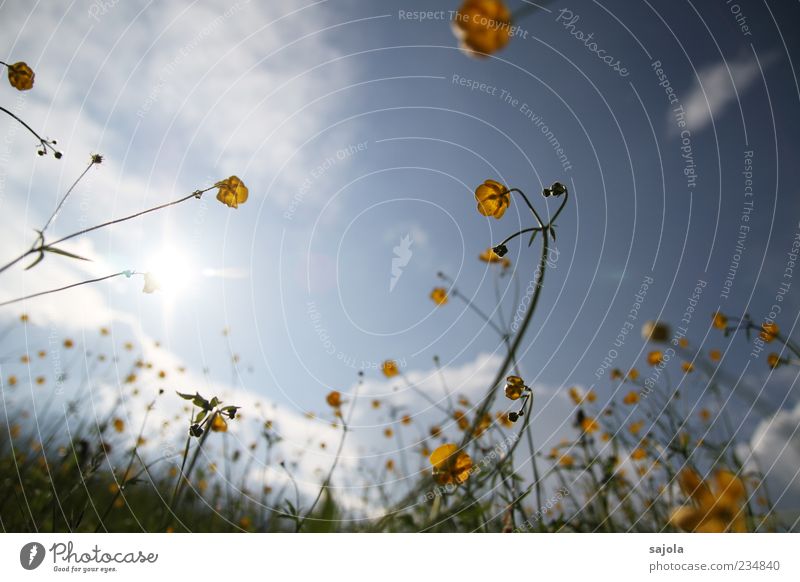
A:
2;0;800;516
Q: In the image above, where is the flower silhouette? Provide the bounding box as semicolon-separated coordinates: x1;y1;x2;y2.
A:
6;62;34;91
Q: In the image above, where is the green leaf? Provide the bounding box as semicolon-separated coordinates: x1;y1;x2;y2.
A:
25;252;45;270
44;246;90;262
195;410;207;423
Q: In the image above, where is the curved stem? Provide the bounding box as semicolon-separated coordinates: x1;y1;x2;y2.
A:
498;226;542;247
0;270;131;308
460;230;550;449
45;188;210;249
0;187;210;276
507;188;545;229
0;105;59;154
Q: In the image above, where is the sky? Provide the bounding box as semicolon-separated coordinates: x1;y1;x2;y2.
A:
2;0;800;521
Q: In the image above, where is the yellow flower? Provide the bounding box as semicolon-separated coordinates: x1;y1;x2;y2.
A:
709;349;721;362
641;320;671;342
63;339;74;349
580;416;599;433
429;443;473;485
381;360;399;378
113;418;125;433
629;420;644;436
623;391;640;405
699;408;711;422
325;390;342;408
371;399;381;409
585;390;596;403
474;179;510;219
211;414;228;432
386;459;395;472
7;375;17;387
767;353;782;369
215;175;249;208
712;311;728;330
760;322;779;343
678;338;689;348
6;62;34;91
610;368;623;380
401;414;412;425
631;447;647;461
35;376;46;385
454;410;470;431
670;469;747;532
478;247;506;264
429;425;442;438
430;287;448;306
681;361;695;373
473;413;492;437
504;375;525;400
452;1;513;58
384;428;394;438
496;411;514;428
568;386;582;405
647;351;663;366
627;368;639;381
558;454;574;468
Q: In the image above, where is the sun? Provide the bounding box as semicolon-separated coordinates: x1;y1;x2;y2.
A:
145;246;193;297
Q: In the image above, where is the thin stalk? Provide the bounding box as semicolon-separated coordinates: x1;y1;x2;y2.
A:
0;271;132;308
41;160;97;234
0;105;60;156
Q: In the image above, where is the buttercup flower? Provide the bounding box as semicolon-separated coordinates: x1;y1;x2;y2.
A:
382;360;399;378
670;469;747;533
6;62;34;91
647;351;663;366
681;361;695;373
712;311;728;330
759;322;779;343
631;448;647;461
767;353;783;369
326;390;342;408
504;375;525;400
452;1;513;58
430;287;448;306
642;320;671;342
479;247;510;268
454;410;470;431
215;175;249;208
627;368;640;381
211;414;228;432
580;416;599;433
623;391;640;405
709;349;721;362
429;443;473;485
474;179;510;219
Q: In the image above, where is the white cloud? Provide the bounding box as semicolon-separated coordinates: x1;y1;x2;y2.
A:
746;400;800;515
680;52;777;133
